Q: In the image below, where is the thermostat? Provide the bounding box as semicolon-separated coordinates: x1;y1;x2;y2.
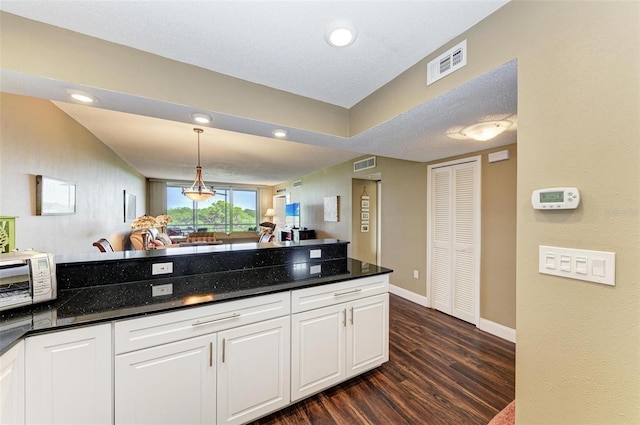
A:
531;187;580;209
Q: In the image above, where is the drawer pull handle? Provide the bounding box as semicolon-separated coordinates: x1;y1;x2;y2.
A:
192;312;241;327
334;288;362;297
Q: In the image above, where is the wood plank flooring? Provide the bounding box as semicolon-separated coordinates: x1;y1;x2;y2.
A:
250;294;515;425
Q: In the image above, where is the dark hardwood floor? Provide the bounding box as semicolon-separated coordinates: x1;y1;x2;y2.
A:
250;294;515;425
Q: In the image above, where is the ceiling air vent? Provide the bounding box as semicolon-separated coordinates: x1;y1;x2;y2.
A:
427;39;467;86
354;156;376;172
293;180;302;188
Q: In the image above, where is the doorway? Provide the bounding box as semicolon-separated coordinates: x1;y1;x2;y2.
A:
272;192;290;241
351;179;379;264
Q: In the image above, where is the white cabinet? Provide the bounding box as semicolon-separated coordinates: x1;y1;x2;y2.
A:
291;303;346;400
291;276;389;401
217;316;290;425
115;333;216;425
25;324;112;425
1;341;25;425
114;292;291;425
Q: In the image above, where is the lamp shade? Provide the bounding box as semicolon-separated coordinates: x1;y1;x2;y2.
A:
265;208;276;218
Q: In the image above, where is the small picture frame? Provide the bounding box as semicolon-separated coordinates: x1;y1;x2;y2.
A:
361;199;370;208
124;190;136;222
361;224;369;232
361;212;369;220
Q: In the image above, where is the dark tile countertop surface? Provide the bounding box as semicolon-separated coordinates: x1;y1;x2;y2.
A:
0;253;391;356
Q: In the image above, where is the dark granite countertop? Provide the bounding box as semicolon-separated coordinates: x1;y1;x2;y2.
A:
56;238;349;264
0;257;391;356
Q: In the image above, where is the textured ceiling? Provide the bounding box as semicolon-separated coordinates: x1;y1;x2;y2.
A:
0;1;516;186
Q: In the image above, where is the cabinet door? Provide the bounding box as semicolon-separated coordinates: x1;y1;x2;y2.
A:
115;333;216;425
291;303;346;402
217;316;290;425
1;341;25;425
25;324;112;425
346;293;389;377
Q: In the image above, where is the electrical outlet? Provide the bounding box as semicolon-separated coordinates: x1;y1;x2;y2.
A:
152;283;173;297
413;270;419;279
152;262;173;275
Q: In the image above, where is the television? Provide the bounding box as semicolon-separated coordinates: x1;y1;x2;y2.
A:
285;202;300;228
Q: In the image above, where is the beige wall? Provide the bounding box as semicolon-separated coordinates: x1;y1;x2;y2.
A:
480;146;517;329
0;93;147;254
513;4;639;423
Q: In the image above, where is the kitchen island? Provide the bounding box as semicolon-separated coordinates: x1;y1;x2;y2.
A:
0;239;392;425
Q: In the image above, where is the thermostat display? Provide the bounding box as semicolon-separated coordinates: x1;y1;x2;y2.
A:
531;187;580;209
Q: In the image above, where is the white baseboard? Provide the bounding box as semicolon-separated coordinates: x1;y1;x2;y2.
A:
478;318;516;343
389;284;516;343
389;284;428;307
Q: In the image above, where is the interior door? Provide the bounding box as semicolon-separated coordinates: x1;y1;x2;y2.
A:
428;157;480;325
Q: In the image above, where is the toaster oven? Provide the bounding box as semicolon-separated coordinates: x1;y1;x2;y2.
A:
0;251;57;312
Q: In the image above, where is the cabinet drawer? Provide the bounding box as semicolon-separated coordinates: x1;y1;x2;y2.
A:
291;275;389;314
115;292;290;354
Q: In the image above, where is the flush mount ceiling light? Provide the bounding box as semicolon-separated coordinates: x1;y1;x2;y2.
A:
448;120;513;141
191;113;212;124
325;21;358;48
182;128;215;201
272;129;288;138
67;89;97;104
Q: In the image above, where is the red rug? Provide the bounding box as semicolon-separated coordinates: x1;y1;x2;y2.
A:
488;400;515;425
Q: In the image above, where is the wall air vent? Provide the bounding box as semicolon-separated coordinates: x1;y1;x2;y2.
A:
427;39;467;86
353;156;376;172
293;180;302;188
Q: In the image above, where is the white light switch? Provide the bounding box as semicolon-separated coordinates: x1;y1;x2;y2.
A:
592;258;606;277
575;257;588;275
545;254;556;269
560;256;571;272
539;245;615;286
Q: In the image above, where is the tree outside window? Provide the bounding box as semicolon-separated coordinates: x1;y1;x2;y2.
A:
166;186;257;235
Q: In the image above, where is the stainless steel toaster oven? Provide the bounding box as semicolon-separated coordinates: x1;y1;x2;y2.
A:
0;251;56;312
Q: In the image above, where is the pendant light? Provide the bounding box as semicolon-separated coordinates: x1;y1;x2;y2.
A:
182;128;215;201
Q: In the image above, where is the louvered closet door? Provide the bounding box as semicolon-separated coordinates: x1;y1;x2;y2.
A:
429;158;480;325
431;167;453;315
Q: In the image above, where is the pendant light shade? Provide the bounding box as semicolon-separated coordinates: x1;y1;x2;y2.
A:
183;128;215;201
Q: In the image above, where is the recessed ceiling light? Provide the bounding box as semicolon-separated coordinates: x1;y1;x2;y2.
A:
191;113;212;124
325;21;358;48
272;129;288;138
68;90;97;103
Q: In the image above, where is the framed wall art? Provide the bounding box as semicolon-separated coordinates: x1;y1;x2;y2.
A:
324;195;340;222
124;190;136;222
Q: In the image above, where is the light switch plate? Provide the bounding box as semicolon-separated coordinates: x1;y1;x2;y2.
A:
539;245;615;286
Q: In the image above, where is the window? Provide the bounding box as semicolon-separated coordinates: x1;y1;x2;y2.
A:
166;186;257;236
